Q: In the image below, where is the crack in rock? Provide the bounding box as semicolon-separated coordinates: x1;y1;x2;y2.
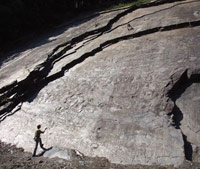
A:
106;0;199;34
0;16;200;121
166;69;200;161
48;0;186;57
0;1;199;166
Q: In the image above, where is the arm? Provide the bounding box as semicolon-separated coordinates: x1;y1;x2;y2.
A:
41;127;47;133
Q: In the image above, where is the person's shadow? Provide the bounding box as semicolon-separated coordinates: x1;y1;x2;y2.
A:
35;147;53;157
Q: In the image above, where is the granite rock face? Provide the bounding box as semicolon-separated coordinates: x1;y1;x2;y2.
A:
176;83;200;145
0;0;200;167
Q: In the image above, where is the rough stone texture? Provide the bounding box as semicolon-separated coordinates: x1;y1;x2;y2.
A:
0;9;125;89
0;0;200;167
176;83;200;145
43;147;83;160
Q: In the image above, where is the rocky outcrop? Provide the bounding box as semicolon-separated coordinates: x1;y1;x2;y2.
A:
166;69;200;161
0;0;200;167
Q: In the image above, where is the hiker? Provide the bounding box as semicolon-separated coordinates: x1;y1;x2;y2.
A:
32;124;47;157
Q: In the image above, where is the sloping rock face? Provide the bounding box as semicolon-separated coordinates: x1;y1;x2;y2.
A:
0;0;200;167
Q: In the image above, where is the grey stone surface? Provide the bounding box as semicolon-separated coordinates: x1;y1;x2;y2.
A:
176;83;200;145
43;147;83;160
0;9;124;89
0;0;200;167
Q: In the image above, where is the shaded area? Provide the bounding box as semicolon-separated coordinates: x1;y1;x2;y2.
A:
182;134;193;161
34;147;53;157
167;70;191;101
0;0;138;55
169;104;193;161
0;9;100;67
167;70;200;161
170;105;183;129
1;6;200;121
0;1;200;167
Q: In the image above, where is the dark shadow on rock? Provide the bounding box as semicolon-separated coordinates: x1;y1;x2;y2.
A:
167;72;200;162
1;3;200;122
35;147;53;157
0;11;100;67
182;134;193;161
170;104;193;161
168;70;200;101
170;104;183;129
25;82;48;103
167;70;191;101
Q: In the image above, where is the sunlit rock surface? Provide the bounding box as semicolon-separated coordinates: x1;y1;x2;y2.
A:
0;0;200;167
176;83;200;145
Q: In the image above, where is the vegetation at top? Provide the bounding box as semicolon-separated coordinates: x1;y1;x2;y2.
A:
0;0;150;54
108;0;150;9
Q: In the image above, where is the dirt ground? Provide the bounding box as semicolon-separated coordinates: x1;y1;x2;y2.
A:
1;141;200;169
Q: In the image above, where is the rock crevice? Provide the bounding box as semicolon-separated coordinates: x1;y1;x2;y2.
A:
1;19;200;120
166;69;200;161
0;0;200;167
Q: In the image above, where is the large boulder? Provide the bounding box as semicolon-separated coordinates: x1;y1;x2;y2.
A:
0;0;200;167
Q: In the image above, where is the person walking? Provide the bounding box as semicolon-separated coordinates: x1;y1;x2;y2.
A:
32;124;47;157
